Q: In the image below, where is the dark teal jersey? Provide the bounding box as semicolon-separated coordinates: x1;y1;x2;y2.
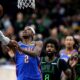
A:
41;57;61;80
41;57;69;80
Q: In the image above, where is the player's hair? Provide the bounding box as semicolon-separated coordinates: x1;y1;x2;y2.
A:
40;38;59;57
43;38;59;52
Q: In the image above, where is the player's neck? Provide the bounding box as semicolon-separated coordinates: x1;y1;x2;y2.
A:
23;37;32;44
48;55;55;61
66;47;74;52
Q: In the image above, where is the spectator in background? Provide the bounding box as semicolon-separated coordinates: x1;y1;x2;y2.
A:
3;26;14;37
28;13;37;24
15;12;25;34
59;25;73;39
36;17;49;38
18;30;24;41
1;15;12;29
1;14;15;39
34;34;43;41
60;37;65;48
49;26;58;41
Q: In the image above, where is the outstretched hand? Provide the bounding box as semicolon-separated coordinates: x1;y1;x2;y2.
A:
69;57;78;68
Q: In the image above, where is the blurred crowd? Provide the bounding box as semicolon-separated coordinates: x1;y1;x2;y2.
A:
0;0;80;64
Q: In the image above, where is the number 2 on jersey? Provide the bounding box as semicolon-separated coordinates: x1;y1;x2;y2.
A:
24;55;29;63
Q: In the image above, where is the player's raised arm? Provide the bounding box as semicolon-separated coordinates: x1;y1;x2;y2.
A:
0;30;19;55
0;31;18;46
0;31;10;45
18;41;43;57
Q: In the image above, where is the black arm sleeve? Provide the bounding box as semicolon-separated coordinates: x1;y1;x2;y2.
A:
58;59;69;71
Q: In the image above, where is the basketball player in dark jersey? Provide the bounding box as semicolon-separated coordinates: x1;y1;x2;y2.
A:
41;38;72;80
